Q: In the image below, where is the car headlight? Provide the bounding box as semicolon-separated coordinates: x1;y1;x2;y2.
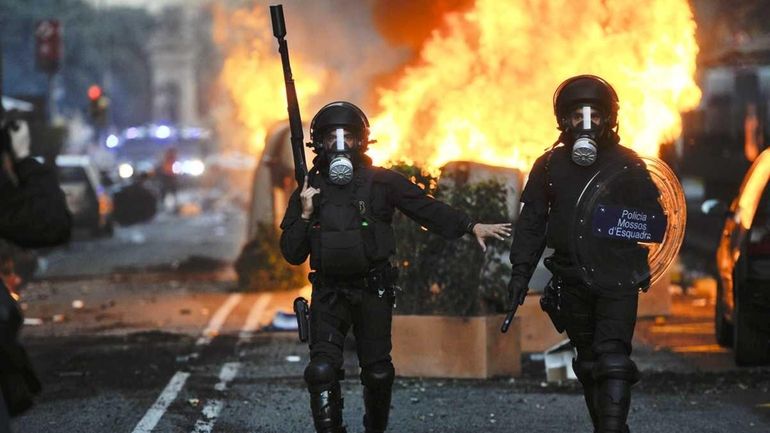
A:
118;163;134;179
106;134;120;149
183;159;205;177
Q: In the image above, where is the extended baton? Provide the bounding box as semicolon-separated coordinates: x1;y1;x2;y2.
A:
269;4;307;186
500;306;517;333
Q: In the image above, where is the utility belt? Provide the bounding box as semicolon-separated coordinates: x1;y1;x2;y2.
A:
309;264;401;305
294;265;400;343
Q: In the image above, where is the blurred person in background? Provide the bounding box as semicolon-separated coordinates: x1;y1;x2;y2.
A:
0;115;71;431
158;147;179;212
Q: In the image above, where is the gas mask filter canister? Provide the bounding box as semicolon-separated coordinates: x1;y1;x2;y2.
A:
327;128;355;185
571;106;599;166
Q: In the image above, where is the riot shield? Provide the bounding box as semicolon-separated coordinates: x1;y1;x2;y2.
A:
570;156;686;292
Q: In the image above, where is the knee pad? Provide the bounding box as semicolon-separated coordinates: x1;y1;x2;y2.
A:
305;361;338;391
593;353;639;384
360;361;395;391
572;358;595;385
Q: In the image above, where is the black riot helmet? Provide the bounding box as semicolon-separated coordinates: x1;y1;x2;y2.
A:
309;101;370;154
553;75;619;132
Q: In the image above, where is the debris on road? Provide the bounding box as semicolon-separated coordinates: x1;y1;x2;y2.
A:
271;311;298;331
544;339;577;383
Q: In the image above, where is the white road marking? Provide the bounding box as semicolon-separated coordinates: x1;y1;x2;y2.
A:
197;293;244;346
214;362;241;392
188;294;273;432
238;294;272;342
132;293;245;433
131;372;190;433
190;400;225;433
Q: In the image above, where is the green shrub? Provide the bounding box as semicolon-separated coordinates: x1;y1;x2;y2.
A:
234;223;306;292
390;163;513;316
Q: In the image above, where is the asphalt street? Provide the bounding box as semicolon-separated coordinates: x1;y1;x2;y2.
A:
14;285;770;433
9;201;770;432
36;191;245;280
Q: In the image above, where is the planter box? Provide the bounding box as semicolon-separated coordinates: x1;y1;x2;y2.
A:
391;314;521;379
517;295;565;353
637;271;671;318
518;273;673;353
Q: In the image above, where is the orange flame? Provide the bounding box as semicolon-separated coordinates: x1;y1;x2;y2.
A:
368;0;702;171
212;5;324;156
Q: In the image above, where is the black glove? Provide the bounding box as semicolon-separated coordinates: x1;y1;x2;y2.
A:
508;278;529;308
501;277;528;333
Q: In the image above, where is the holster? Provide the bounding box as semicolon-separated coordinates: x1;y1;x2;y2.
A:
540;277;566;333
293;297;310;343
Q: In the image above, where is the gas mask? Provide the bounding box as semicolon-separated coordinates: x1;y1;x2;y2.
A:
323;127;360;185
568;105;605;167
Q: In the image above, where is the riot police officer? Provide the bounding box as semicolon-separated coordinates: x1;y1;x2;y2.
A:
280;101;510;433
507;75;662;433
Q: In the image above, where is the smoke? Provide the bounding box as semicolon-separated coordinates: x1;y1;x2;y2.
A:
369;0;475;93
210;0;457;157
215;0;421;115
372;0;474;51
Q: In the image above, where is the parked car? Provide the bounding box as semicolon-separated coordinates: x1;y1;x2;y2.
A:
708;148;770;365
56;155;114;237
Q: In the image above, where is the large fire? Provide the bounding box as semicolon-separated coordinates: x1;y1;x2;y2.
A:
214;0;701;172
212;4;324;155
368;0;702;170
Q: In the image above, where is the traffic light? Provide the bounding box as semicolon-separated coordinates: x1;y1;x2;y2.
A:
35;20;62;74
87;85;109;127
88;85;102;101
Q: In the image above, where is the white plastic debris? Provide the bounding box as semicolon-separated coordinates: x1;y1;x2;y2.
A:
285;355;301;363
72;300;84;309
271;311;298;331
544;339;577;383
24;318;43;326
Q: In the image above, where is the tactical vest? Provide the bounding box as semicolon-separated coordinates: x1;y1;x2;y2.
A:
308;167;394;276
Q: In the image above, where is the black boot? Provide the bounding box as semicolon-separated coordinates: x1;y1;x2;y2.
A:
309;382;346;433
596;377;632;433
362;384;392;433
360;362;395;433
573;358;600;432
593;353;638;433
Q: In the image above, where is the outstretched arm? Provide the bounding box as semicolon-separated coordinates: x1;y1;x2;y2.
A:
386;170;510;248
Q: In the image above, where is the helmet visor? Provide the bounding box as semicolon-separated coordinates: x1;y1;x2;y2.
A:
322;128;361;152
568;105;604;132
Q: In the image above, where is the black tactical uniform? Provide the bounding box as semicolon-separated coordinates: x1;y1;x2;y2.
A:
280;102;476;433
509;76;651;433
